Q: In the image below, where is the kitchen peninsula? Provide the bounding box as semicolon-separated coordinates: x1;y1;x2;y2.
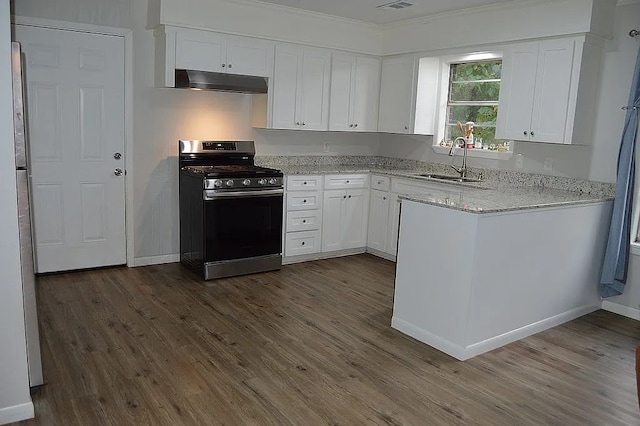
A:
392;183;613;361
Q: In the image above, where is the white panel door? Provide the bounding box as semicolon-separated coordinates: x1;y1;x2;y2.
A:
321;190;344;252
329;54;355;131
367;189;390;251
352;56;381;132
225;35;274;77
15;26;126;273
299;48;331;131
271;44;301;130
378;55;416;134
175;29;225;73
530;38;575;144
495;42;538;141
342;188;368;249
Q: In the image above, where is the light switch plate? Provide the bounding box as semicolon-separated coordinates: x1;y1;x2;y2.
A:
543;157;554;172
323;142;330;152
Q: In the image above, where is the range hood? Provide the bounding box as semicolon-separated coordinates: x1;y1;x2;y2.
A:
175;69;268;94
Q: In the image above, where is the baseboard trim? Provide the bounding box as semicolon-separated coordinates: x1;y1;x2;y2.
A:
283;248;365;265
0;401;34;425
392;304;600;361
131;254;180;267
601;300;640;321
365;247;397;262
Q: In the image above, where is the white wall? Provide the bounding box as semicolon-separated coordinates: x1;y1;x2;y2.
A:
12;0;131;28
0;1;33;424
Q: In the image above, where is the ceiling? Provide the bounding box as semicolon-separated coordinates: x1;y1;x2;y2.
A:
249;0;521;25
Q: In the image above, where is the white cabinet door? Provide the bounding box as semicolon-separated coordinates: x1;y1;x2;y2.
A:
271;45;330;130
497;38;577;144
272;45;301;130
387;193;402;257
175;29;226;73
378;55;416;134
329;53;381;132
352;56;381;132
322;190;344;252
530;38;575;143
343;188;369;249
299;48;331;130
495;42;537;141
225;35;274;77
329;54;355;131
367;189;390;252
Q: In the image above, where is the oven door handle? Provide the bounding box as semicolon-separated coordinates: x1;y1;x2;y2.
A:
204;188;284;200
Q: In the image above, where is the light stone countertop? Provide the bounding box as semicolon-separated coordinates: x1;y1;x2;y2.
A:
272;164;614;214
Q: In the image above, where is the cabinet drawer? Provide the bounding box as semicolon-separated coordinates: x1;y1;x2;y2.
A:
286;175;323;191
392;179;452;200
286;210;321;232
371;175;390;191
285;230;321;257
286;191;322;211
324;174;369;190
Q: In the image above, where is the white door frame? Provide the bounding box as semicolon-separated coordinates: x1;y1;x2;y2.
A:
12;16;135;267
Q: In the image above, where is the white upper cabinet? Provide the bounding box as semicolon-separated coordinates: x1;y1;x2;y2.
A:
377;55;417;134
155;26;274;87
496;36;602;144
329;53;381;132
271;44;331;131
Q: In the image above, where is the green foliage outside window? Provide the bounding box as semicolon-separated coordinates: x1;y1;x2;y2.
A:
445;60;507;149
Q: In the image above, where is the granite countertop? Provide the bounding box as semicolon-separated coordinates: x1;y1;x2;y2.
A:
272;163;614;214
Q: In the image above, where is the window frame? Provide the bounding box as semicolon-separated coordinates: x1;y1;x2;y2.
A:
432;51;513;160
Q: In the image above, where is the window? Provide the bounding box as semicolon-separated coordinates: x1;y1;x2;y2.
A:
444;60;508;151
431;52;512;159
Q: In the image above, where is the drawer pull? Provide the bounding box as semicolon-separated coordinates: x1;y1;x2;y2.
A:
348;195;352;198
346;180;350;184
302;220;306;223
377;181;381;184
343;195;346;199
383;197;386;200
302;199;307;203
303;181;307;185
301;241;305;246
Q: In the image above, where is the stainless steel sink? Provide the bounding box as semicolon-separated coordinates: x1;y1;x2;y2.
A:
417;173;482;183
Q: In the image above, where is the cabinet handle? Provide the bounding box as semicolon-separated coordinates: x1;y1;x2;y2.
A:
523;130;528;136
377;180;381;184
302;199;307;203
383;197;386;200
296;121;300;125
303;181;307;185
302;122;306;126
343;195;347;199
222;63;226;68
354;124;358;128
346;180;350;184
349;124;354;128
348;195;352;198
302;220;306;223
301;241;305;246
530;131;535;137
228;64;232;69
404;126;408;130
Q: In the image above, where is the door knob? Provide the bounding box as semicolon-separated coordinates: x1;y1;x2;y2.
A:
114;152;122;160
114;168;123;176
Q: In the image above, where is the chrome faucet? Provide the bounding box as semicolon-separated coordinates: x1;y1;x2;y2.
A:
449;136;469;178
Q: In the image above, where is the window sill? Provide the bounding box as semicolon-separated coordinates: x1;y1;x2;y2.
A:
432;146;514;160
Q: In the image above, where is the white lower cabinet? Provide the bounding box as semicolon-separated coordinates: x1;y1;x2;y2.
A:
322;188;369;252
367;189;390;253
284;175;323;259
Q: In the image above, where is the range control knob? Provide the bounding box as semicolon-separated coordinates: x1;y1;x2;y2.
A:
258;178;267;185
242;179;251;186
225;179;234;187
213;180;222;188
268;178;277;185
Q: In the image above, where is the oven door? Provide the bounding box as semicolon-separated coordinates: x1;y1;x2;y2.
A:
203;189;283;262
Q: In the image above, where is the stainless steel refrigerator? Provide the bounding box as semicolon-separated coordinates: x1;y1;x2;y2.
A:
12;41;43;388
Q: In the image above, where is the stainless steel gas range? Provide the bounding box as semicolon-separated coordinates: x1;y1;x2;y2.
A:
178;140;284;280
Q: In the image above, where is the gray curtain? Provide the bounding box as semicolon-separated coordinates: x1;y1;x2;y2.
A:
599;44;640;298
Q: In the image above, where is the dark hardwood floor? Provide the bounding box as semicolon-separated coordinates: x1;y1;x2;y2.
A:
12;254;640;425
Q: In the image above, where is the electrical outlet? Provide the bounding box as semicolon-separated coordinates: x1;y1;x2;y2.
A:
323;142;330;152
515;154;524;169
543;157;554;172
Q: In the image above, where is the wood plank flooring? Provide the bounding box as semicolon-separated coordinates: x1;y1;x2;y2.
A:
12;254;640;425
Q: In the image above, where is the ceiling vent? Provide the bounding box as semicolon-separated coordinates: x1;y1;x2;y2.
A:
376;0;414;11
